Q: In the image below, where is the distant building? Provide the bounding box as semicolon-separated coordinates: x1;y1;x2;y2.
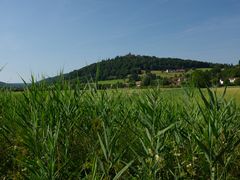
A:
136;81;141;87
219;79;224;85
220;78;237;85
176;78;181;86
176;69;185;72
165;69;185;73
229;78;236;84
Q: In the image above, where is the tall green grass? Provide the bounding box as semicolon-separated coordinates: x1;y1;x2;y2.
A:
0;80;240;179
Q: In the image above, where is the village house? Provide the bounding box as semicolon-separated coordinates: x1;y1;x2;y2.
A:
136;81;141;87
229;78;236;84
219;79;224;85
165;69;185;73
220;78;238;85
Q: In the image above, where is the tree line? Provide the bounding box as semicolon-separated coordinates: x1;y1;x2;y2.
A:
55;54;225;83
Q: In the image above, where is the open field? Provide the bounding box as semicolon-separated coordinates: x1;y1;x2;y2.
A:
98;79;125;85
1;84;240;179
214;86;240;102
150;70;184;78
106;87;240;104
150;68;212;78
195;68;212;71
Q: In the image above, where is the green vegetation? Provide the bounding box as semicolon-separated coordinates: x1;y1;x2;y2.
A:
1;80;240;179
98;79;125;85
3;55;240;90
150;70;184;78
41;54;240;90
195;68;213;71
215;87;240;102
45;54;223;83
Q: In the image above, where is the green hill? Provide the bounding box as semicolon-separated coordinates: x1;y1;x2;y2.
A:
45;54;226;83
0;82;27;90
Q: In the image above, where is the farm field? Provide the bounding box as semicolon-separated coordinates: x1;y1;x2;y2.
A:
195;68;212;71
107;87;240;103
98;79;125;85
0;84;240;179
150;68;212;78
150;70;184;78
214;87;240;102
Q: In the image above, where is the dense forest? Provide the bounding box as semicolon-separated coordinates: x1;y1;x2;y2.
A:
46;54;225;83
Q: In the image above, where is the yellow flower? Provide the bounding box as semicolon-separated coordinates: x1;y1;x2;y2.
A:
186;163;192;168
148;148;153;156
155;154;160;162
174;152;181;157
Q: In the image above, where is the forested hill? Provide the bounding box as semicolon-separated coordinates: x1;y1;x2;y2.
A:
0;82;27;90
47;54;225;82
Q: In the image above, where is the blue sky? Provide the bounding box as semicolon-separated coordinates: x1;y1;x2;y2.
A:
0;0;240;83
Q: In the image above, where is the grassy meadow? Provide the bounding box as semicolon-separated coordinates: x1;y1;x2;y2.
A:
0;82;240;179
150;70;184;78
98;79;125;85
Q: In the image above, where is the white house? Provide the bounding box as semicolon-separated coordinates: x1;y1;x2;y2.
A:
220;78;237;85
229;78;236;84
219;79;224;85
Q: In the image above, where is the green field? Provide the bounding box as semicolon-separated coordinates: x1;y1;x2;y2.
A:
98;79;125;85
109;87;240;103
150;70;184;78
1;84;240;179
214;86;240;102
150;68;212;78
195;67;212;71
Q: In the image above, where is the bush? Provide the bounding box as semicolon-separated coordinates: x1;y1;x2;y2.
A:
234;78;240;86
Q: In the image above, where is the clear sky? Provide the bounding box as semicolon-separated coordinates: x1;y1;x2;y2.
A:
0;0;240;83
